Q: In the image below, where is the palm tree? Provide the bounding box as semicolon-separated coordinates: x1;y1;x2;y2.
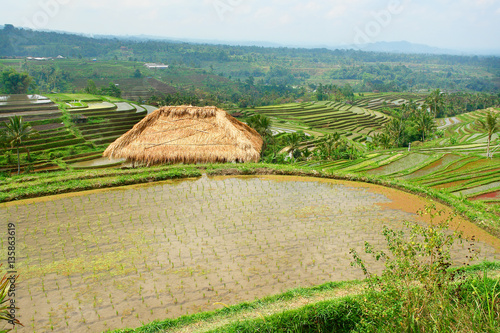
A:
2;115;36;174
425;89;445;118
372;132;391;149
477;111;499;158
246;114;272;138
247;114;273;153
319;132;341;159
384;118;406;148
414;109;436;142
285;132;303;160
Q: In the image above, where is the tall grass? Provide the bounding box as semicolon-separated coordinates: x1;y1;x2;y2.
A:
350;205;500;332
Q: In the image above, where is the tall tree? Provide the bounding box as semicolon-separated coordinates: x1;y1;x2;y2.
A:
372;132;392;149
284;132;303;159
384;118;406;148
2;116;36;174
318;132;341;159
84;79;99;95
246;114;272;154
246;114;272;138
477;111;499;158
414;109;436;142
0;68;33;94
425;89;445;118
100;82;121;98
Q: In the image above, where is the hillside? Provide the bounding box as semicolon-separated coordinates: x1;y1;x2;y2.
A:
0;93;151;173
1;25;499;101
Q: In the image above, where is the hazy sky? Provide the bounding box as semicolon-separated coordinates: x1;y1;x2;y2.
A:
2;0;500;51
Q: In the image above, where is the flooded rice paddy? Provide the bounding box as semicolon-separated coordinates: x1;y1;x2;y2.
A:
1;175;499;332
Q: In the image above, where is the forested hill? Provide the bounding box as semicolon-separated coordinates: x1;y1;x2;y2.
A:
1;25;500;94
1;25;499;68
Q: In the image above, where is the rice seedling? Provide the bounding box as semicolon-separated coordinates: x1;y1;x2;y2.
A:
3;175;497;332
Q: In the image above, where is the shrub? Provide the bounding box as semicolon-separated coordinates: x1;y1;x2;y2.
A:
349;205;500;332
4;152;13;165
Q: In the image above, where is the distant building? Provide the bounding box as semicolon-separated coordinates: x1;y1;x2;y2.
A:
144;63;169;69
26;57;52;61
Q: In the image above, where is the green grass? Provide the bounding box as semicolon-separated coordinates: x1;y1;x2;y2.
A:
49;93;104;102
0;165;202;202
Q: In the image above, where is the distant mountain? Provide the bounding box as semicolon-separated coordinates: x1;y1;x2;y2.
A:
96;34;284;48
3;24;499;57
345;41;459;55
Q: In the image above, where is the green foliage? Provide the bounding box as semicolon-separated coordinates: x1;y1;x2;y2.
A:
84;79;99;95
133;69;142;78
465;270;500;327
313;83;357;102
3;152;13;165
477;111;499;158
2;116;37;174
1;26;499;106
376;100;438;148
209;299;362;333
100;82;122;98
314;132;361;160
84;80;122;98
315;134;362;161
0;129;6;151
412;108;436;142
372;132;392;149
283;132;305;159
442;92;500;116
148;92;200;107
0;68;33;94
350;205;500;332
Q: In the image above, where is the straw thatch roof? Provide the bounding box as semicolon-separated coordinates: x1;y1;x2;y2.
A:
103;106;263;165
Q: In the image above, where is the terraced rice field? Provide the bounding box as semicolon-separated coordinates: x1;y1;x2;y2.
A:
253;101;391;141
0;94;151;173
0;94;62;122
293;108;500;208
70;101;147;145
3;175;498;332
354;94;426;112
299;150;500;208
435;108;500;149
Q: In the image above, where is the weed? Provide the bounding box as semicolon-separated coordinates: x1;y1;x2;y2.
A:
349;205;498;332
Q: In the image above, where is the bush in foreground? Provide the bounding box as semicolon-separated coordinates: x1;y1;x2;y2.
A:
350;205;500;332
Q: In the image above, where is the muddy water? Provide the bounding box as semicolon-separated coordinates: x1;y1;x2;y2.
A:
70;157;125;168
1;175;499;333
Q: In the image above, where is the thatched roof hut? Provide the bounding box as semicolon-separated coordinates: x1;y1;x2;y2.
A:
103;106;263;165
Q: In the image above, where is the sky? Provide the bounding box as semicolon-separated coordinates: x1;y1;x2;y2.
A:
2;0;500;51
